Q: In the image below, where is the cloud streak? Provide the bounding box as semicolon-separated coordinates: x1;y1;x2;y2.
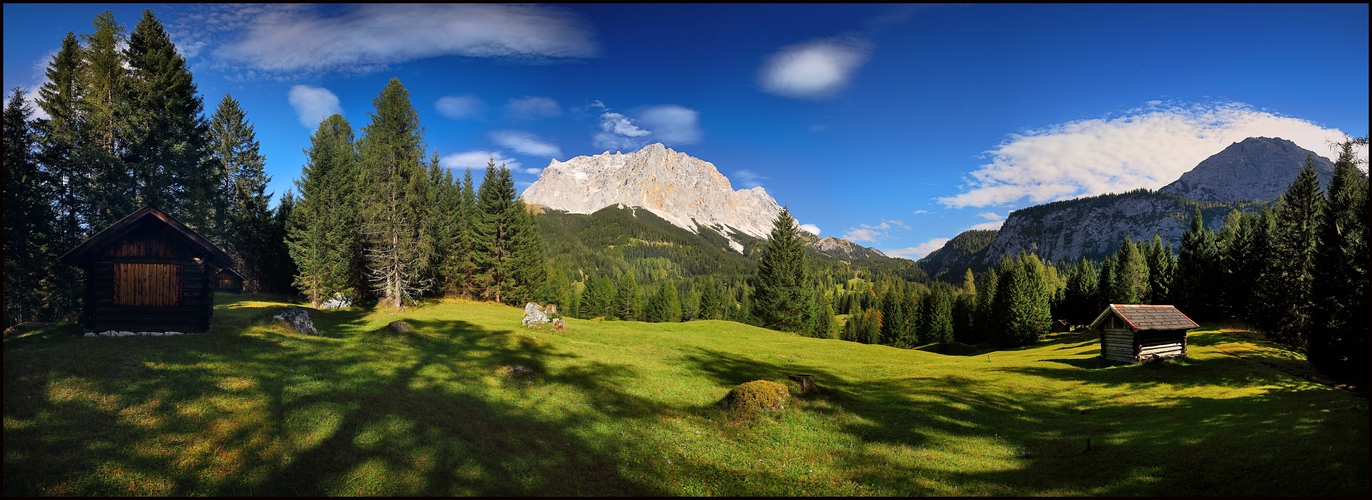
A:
287;85;342;129
435;95;483;120
798;224;821;236
442;150;522;172
207;4;599;74
939;102;1370;209
841;219;909;243
504;96;561;120
758;37;871;99
490;130;561;157
732;169;767;189
883;237;951;260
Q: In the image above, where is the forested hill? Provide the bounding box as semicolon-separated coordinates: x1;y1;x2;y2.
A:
534;204;925;284
916;229;997;282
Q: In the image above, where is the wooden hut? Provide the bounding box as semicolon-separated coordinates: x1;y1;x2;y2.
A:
214;268;245;294
1050;319;1072;333
59;206;235;333
1089;304;1198;363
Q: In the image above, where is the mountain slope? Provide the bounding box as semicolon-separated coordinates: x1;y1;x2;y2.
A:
916;229;998;281
1159;136;1336;202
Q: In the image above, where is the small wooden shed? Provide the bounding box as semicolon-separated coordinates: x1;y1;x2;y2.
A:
214;267;245;294
1050;319;1072;333
59;206;235;333
1089;304;1198;363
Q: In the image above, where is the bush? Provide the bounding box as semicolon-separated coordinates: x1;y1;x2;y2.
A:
723;380;789;420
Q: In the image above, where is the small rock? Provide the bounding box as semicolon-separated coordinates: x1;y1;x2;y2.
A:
274;307;318;335
552;318;565;331
387;320;411;334
522;302;550;328
320;293;353;310
84;332;96;338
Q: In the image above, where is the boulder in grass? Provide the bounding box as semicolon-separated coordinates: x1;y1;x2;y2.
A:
388;320;412;335
522;302;550;328
723;380;789;420
274;307;318;335
320;293;353;310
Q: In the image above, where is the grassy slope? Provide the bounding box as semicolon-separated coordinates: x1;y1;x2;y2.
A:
4;295;1367;496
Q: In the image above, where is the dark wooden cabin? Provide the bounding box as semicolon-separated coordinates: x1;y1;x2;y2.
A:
214;268;245;294
59;206;235;333
1089;304;1198;363
1050;319;1072;333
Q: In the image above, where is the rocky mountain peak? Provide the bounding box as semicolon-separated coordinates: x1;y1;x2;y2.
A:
1158;136;1336;202
521;143;783;250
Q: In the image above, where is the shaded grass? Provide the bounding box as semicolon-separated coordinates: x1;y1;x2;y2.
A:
4;294;1367;496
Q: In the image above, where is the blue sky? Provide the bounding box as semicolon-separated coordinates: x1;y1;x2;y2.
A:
5;4;1368;259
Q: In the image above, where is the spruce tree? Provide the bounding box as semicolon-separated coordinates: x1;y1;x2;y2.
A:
975;268;999;342
35;32;87;319
456;169;479;299
1096;253;1118;310
922;286;954;345
1064;258;1099;325
1176;208;1220;320
1308;139;1368;385
1145;235;1174;305
805;288;837;338
78;11;134;229
1116;237;1149;305
752;207;813;333
124;9;207;224
1256;156;1324;349
508;197;547;305
357;78;433;310
207;94;272;291
615;273;640;320
647;279;682;322
952;269;978;343
3;88;54;327
288;114;359;306
879;287;907;346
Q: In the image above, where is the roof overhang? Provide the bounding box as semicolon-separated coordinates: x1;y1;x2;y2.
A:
59;206;236;268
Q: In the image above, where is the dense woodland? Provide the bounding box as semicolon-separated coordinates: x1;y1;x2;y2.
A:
3;10;1366;390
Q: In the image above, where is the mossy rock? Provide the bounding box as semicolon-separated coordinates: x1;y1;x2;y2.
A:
723;380;789;420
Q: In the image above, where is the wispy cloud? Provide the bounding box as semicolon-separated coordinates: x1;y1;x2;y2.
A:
883;237;951;260
938;101;1370;209
490;130;561;157
758;37;871;99
287;85;342;129
977;211;1004;221
201;4;598;75
435;95;484;120
799;223;821;236
912;209;934;215
504;96;561;120
638;105;701;145
841;219;909;243
441;150;522;172
732;169;768;189
969;220;1005;231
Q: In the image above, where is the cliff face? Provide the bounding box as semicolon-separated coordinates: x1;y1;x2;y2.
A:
521;143;783;251
1158;136;1336;202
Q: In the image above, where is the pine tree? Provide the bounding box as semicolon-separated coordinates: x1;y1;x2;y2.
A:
507;198;547;305
207;94;273;292
288;114;359;306
1145;235;1174;305
804;288;837;339
922;286;954;345
1096;253;1118;310
646;279;682;322
615;273;640;320
1116;237;1149;305
357;78;433;310
879;286;907;346
78;11;134;229
35;32;87;319
752;207;813;333
3;88;54;327
993;252;1051;347
952;269;978;343
1064;258;1099;325
1177;208;1220;320
456;169;479;299
1256;156;1324;349
124;9;207;225
1308;139;1368;385
975;268;999;342
427;152;460;295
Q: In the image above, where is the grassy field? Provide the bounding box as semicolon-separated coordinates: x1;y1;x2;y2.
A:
4;294;1367;496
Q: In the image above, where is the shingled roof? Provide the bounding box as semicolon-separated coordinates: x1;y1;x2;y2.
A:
1088;304;1199;331
59;206;235;268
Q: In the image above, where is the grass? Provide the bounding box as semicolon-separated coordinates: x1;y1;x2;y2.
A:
4;294;1368;496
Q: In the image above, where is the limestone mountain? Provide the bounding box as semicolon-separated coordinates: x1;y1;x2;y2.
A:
522;143;783;253
1158;137;1337;202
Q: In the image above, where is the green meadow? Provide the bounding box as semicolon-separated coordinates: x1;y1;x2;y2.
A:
4;294;1367;496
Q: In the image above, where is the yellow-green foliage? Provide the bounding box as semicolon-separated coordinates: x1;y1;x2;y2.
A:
3;295;1367;496
723;380;788;420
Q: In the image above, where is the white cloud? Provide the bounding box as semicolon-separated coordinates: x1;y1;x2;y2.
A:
883;237;951;260
758;37;871;99
505;96;561;120
969;220;1005;231
912;209;933;215
287;85;342;129
938;101;1371;209
490;130;561;157
441;150;521;171
638;105;701;145
841;219;909;244
592;111;651;150
435;95;483;120
799;224;821;236
732;169;768;189
209;4;599;74
977;211;1004;221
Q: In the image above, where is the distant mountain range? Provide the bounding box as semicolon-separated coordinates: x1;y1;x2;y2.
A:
523;143;888;261
918;136;1339;280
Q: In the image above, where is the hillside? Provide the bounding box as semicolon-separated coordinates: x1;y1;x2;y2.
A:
916;229;997;282
4;295;1365;495
1159;137;1337;202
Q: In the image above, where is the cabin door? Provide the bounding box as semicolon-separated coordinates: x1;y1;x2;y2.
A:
113;263;182;307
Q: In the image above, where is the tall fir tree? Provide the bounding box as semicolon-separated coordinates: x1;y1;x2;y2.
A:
1144;235;1174;305
1064;258;1099;325
78;11;134;229
1255;156;1324;349
207;94;273;292
879;286;908;346
804;288;837;339
456;169;479;299
1176;208;1220;320
3;88;55;327
952;269;978;343
921;286;954;345
975;268;999;342
123;9;207;224
1308;139;1368;386
646;279;683;322
35;32;87;319
751;207;814;333
1115;237;1149;305
288;114;359;306
357;78;433;310
508;198;547;305
614;272;640;320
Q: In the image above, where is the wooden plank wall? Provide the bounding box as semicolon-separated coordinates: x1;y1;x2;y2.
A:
84;225;215;332
1101;328;1137;363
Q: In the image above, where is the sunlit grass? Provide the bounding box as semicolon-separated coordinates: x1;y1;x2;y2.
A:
4;294;1368;496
